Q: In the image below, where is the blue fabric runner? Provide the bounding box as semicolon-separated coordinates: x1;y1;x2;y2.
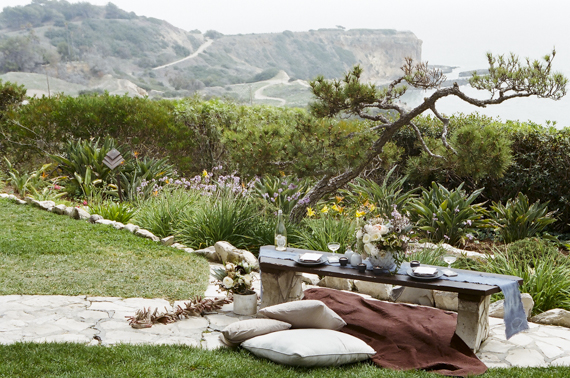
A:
259;247;528;339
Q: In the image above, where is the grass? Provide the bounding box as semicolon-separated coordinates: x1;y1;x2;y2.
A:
1;343;569;378
0;199;209;300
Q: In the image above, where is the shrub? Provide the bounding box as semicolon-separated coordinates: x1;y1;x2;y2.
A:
120;156;177;201
176;190;264;250
343;166;417;217
491;193;557;243
90;201;137;224
134;188;198;238
294;215;356;254
253;175;311;214
479;238;570;315
407;182;489;246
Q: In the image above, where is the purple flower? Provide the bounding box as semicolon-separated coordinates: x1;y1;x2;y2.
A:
288;184;298;190
273;192;278;198
455;207;459;213
466;220;472;226
466;233;474;241
444;235;450;240
278;188;283;193
262;193;269;199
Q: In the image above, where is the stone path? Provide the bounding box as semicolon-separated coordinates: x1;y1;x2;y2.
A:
1;264;570;368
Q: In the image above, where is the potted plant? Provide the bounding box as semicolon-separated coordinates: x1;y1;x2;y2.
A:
212;261;257;315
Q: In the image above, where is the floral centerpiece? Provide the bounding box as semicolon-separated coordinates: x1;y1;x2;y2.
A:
211;261;255;296
355;206;413;273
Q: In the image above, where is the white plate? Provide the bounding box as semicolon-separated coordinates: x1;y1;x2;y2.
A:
406;268;443;280
294;257;326;266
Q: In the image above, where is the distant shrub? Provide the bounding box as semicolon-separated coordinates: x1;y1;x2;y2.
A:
204;30;224;40
491;193;557;243
246;68;280;83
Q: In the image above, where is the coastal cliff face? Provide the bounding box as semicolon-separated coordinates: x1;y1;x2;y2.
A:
189;29;422;84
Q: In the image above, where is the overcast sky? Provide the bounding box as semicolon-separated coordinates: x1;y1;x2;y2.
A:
4;0;570;69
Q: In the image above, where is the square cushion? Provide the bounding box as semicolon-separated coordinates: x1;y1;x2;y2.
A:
241;329;375;367
258;300;346;330
220;319;292;346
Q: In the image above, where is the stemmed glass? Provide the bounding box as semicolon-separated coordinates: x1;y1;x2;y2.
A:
443;254;457;275
327;242;340;253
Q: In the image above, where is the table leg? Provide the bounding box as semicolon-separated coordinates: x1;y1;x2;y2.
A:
456;293;490;352
260;270;304;308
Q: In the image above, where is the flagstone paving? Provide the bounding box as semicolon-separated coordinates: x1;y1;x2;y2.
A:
1;265;570;368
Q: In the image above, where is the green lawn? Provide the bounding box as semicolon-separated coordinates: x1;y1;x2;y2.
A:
0;199;209;300
1;343;569;378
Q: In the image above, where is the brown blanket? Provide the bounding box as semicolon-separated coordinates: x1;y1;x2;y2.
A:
303;288;487;376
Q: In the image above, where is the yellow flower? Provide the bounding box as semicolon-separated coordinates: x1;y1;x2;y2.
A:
356;210;366;218
320;205;329;214
165;179;170;184
332;204;344;214
306;207;316;217
368;203;376;212
41;171;48;179
335;195;344;203
202;170;209;177
153;190;158;196
279;170;286;177
133;151;139;157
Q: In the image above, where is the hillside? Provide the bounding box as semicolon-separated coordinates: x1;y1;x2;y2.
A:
0;1;422;101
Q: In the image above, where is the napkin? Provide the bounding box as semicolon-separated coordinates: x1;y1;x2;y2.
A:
299;253;322;262
412;267;438;276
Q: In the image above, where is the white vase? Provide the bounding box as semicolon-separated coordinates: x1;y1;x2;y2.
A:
350;253;362;267
233;292;258;315
368;251;396;271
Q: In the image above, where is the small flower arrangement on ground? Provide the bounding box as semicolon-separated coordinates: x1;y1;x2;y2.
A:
211;261;255;296
355;206;414;272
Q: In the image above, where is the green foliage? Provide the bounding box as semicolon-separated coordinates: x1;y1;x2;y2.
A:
253;175;311;214
343;166;417;217
176;190;264;250
294;215;356;254
90;201;137;223
408;182;489;246
1;93;192;172
405;120;513;183
0;79;26;116
134;188;198;238
479;240;570;315
491;193;557;243
3;158;51;197
119;156;176;201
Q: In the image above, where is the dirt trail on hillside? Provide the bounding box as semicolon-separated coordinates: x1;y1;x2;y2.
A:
153;39;214;70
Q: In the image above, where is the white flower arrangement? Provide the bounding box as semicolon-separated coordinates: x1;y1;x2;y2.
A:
212;261;255;295
355;206;413;272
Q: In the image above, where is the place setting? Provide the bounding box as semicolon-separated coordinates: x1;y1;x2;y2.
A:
406;254;458;280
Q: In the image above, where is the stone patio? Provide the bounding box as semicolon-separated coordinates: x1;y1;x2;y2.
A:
1;263;570;369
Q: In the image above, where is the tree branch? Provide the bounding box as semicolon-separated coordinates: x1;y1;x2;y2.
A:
430;105;457;155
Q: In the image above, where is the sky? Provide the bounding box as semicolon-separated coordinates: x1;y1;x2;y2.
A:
3;0;570;125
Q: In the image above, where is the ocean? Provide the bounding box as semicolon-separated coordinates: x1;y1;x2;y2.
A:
401;67;570;129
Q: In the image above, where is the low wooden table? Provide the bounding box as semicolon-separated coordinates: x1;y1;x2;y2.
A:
259;246;523;352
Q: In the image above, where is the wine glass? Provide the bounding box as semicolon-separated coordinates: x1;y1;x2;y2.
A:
327;242;340;253
443;254;457;269
443;254;457;275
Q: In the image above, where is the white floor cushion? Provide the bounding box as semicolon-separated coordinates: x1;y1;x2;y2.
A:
258;300;346;330
241;329;375;367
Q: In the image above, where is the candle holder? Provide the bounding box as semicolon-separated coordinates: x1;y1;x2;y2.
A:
339;257;348;266
410;260;420;268
357;263;366;273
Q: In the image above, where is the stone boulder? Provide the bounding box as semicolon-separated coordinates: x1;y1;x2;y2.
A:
53;204;68;215
317;276;352;291
193;246;217;261
123;223;140;233
433;290;458;311
37;200;55;211
25;197;39;206
353;280;392;301
161;236;175;246
489;293;534;319
113;222;125;230
392;286;434;307
88;214;104;223
15;199;26;205
70;207;90;220
0;193;8;198
214;241;259;270
530;309;570;328
95;219;116;226
300;273;320;286
64;206;74;217
135;228;160;242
